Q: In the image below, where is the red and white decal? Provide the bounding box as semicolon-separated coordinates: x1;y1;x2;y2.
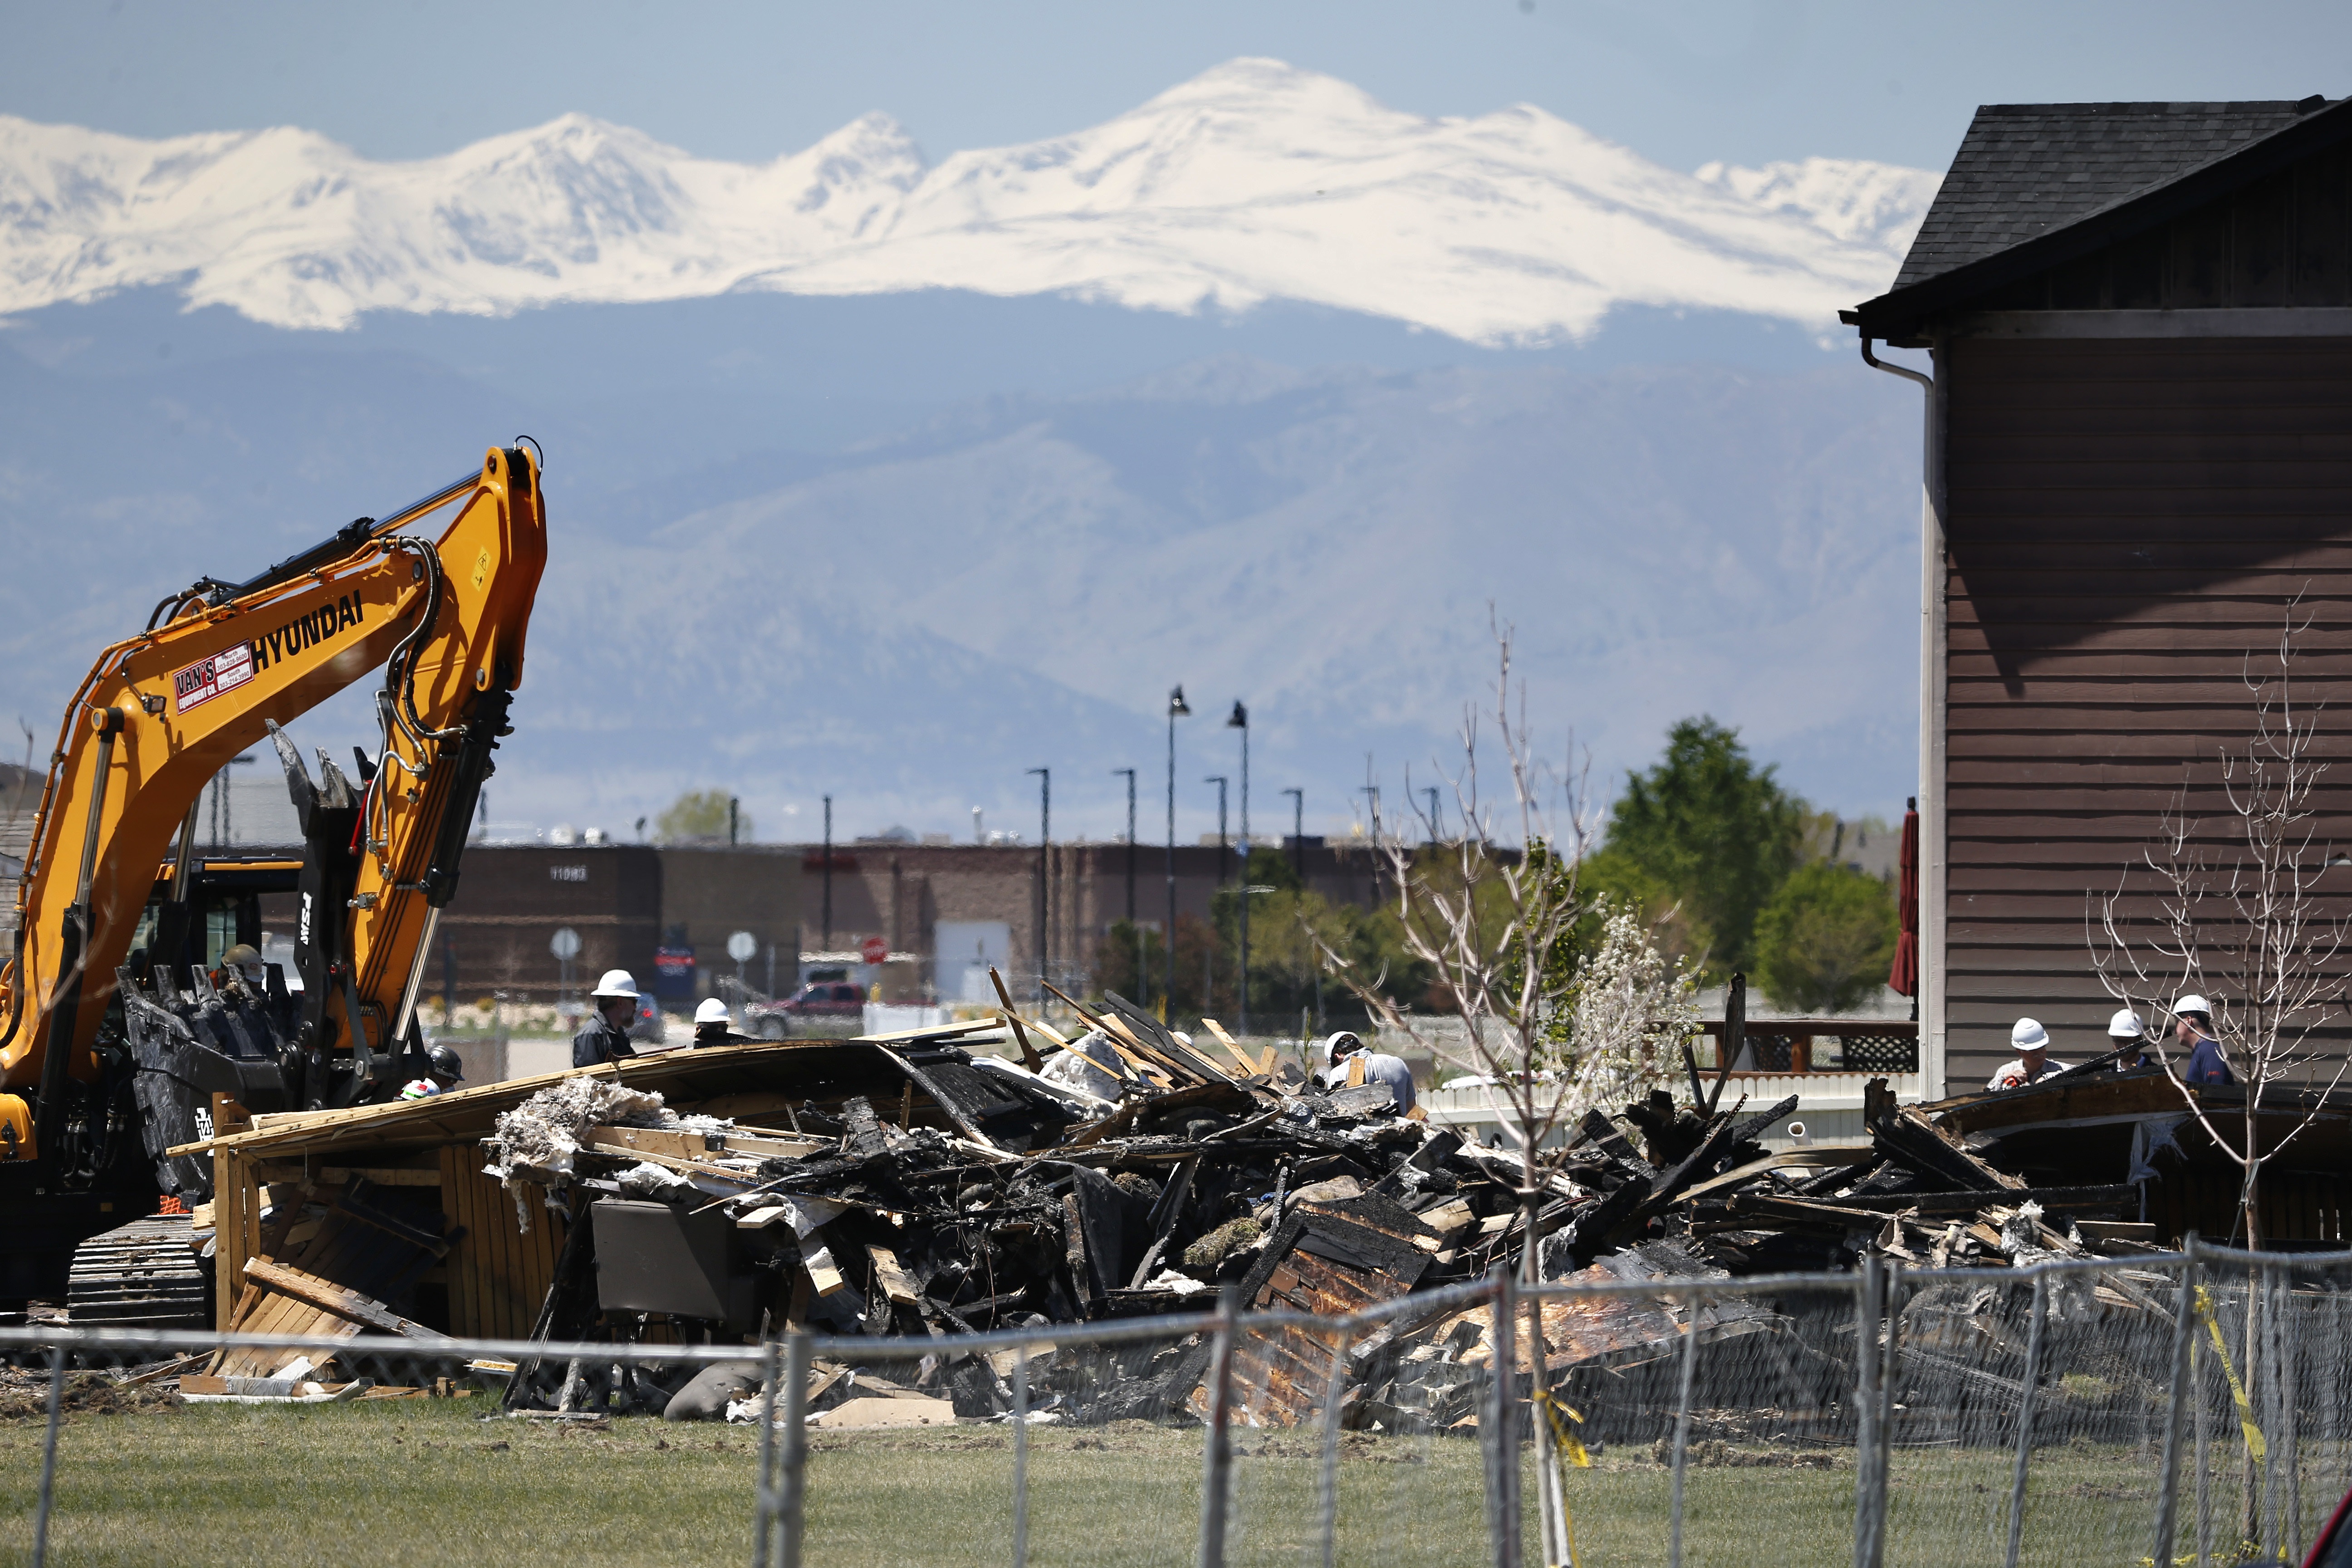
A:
172;643;256;715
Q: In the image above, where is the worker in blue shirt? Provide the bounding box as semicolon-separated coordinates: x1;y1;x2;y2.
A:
2170;995;2235;1086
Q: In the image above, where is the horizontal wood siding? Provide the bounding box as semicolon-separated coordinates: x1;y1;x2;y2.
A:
1943;336;2352;1087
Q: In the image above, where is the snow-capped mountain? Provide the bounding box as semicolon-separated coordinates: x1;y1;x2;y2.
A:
0;59;1936;342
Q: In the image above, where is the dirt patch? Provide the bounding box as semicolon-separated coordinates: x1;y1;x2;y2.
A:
0;1371;181;1421
1243;1433;1429;1464
808;1431;1009;1453
1651;1436;1840;1469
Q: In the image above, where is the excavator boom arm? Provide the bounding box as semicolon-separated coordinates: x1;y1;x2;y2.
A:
0;446;546;1137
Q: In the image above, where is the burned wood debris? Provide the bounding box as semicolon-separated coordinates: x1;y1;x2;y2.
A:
463;990;2152;1426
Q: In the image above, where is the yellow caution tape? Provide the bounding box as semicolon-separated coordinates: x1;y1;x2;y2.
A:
2192;1285;2267;1465
1530;1388;1590;1568
1531;1387;1592;1470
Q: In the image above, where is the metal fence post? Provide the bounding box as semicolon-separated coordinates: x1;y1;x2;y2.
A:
2152;1258;2198;1565
2194;1278;2214;1561
1316;1329;1349;1568
1488;1267;1522;1568
1012;1351;1031;1568
752;1338;784;1568
1852;1255;1883;1568
2003;1269;2048;1568
30;1343;65;1568
2279;1263;2304;1563
776;1333;811;1568
1198;1284;1241;1568
1669;1285;1699;1568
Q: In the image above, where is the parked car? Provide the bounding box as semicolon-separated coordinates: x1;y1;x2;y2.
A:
745;981;866;1039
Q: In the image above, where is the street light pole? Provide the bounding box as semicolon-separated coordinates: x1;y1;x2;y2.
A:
1028;768;1050;1005
1281;788;1304;884
1280;785;1315;1037
1112;768;1137;1000
821;795;833;950
1228;701;1250;1035
1205;777;1229;877
1424;786;1441;844
1166;686;1191;1015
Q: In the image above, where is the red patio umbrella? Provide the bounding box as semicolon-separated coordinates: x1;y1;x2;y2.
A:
1889;796;1920;998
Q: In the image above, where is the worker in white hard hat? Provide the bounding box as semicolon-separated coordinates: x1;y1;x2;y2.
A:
2107;1009;2151;1070
573;969;642;1068
2171;995;2236;1086
692;996;747;1049
1986;1018;2066;1092
1318;1030;1418;1114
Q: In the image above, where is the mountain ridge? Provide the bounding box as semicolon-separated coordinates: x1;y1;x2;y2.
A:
0;57;1937;343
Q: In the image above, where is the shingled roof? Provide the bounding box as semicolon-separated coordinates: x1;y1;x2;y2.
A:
1849;94;2352;336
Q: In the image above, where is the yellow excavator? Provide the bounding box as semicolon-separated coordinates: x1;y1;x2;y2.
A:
0;444;547;1308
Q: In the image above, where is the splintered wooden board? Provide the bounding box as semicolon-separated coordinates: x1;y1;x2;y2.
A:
1189;1214;1427;1429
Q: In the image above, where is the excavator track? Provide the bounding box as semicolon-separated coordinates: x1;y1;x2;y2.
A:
65;1214;211;1329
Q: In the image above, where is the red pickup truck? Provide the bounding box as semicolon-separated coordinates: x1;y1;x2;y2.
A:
744;981;866;1039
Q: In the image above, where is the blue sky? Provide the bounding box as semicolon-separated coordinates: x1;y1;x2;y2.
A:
10;0;2349;172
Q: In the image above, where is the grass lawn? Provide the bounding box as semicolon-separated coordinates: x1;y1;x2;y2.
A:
0;1398;2298;1567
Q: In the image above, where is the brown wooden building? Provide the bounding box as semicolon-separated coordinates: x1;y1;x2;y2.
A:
1846;97;2352;1095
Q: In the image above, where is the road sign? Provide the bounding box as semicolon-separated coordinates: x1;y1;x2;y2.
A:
860;935;889;965
727;930;759;964
549;927;581;960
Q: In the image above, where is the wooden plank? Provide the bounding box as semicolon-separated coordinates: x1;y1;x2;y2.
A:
244;1257;449;1340
462;1144;496;1341
514;1181;559;1343
988;965;1047;1073
439;1145;481;1338
235;1150;262;1330
579;1126;712;1162
867;1245;921;1307
482;1156;519;1341
1068;1009;1173;1084
480;1159;520;1340
1198;1019;1263;1078
575;1135;755;1181
212;1149;240;1333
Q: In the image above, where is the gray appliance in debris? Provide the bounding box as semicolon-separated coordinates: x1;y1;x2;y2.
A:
591;1198;755;1327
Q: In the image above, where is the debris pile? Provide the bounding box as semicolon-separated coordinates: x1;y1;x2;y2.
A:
471;991;2151;1426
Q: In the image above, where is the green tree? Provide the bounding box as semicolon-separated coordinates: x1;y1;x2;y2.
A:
1753;861;1897;1013
656;789;748;844
1600;716;1803;979
1142;848;1428;1031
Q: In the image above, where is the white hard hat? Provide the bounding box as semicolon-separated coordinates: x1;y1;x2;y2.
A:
2011;1018;2049;1051
591;968;639;1000
2174;994;2212;1018
1324;1031;1364;1064
694;997;731;1027
2107;1009;2146;1040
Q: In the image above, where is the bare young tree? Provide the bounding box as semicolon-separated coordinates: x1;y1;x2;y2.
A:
1309;621;1700;1568
1316;624;1697;1222
2089;606;2352;1250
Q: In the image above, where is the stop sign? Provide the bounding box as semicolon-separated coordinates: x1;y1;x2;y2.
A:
860;935;889;965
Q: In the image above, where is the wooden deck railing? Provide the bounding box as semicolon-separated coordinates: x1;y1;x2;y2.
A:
1691;1017;1918;1075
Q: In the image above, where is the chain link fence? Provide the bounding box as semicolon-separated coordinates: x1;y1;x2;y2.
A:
7;1243;2351;1566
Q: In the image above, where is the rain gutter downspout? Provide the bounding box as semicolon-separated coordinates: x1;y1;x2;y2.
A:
1862;335;1948;1101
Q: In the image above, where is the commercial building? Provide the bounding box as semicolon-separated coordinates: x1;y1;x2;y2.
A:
426;836;1389;1009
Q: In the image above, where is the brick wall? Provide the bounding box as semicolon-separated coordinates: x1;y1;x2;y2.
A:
432;845;661;1005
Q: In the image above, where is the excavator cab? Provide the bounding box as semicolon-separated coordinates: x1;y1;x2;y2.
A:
112;853;313;1203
